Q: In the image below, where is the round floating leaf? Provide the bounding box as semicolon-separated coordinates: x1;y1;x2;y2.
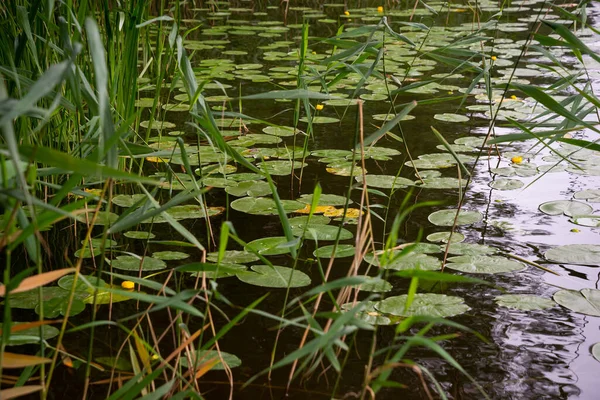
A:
314;244;356;258
446;255;526;274
426;232;465;243
289;215;331;226
36;297;85;318
592;343;600;363
574;189;600;203
341;301;392;325
495;294;555;311
245;237;299;256
444;243;497;256
152;251;189;260
140;120;176;130
7;287;71;309
428;209;483;226
539;200;593;216
570;215;600;227
300;116;340;124
112;194;146;208
434;113;470;122
225;180;272;197
0;322;60;346
180;350;241;370
355;277;392;293
355;175;414;189
258;160;307;175
419;177;467;189
76;211;119;226
311;149;352;158
544;244;600;266
553;288;600;316
124;231;156;240
231;197;303;215
109;256;167;271
236;265;311;288
74;247;102;258
262;126;297;137
292;225;353;241
376;293;470;317
297;193;350;206
96;356;132;371
84;287;135;304
206;250;259;264
365;251;441;271
190;263;247;279
58;275;106;292
489;178;524;190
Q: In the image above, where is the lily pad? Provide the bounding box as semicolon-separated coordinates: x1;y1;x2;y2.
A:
341;301;392;325
108;256;167;271
489;178;524;190
444;243;497;256
112;194;147;208
96;356;132;371
592;343;600;363
180;350;241;370
36;297;85;318
419;177;467;189
495;294;555;311
574;189;600;203
236;265;311;288
313;244;356;258
152;251;190;260
544;244;600;266
376;293;470;317
206;250;259;264
225;180;272;197
446;255;526;274
365;251;442;271
262;126;297;137
428;209;483;226
76;211;119;226
426;232;465;243
433;113;470;122
124;231;156;240
231;197;304;215
355;175;414;189
300;116;340;124
355;277;392;293
570;215;600;227
58;275;106;292
539;200;593;216
190;263;248;279
553;288;600;316
297;193;350;206
245;237;299;256
0;322;60;346
292;225;354;241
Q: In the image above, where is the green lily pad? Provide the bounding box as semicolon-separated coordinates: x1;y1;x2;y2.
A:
140;120;176;130
444;243;497;256
84;288;135;304
428;209;483;226
152;251;190;260
355;175;414;189
190;263;247;279
257;160;306;175
553;288;600;316
433;113;470;122
446;255;525;274
574;189;600;203
376;293;470;317
292;225;353;241
426;232;465;243
419;177;468;189
236;265;311;288
544;244;600;266
74;247;102;258
300;116;340;124
313;244;356;258
96;356;132;371
6;287;72;309
592;343;600;363
489;178;524;190
76;211;119;226
570;215;600;227
262;126;297;137
495;294;555;311
225;180;272;197
180;350;241;370
108;256;167;271
341;301;392;325
36;297;85;318
231;197;304;215
112;194;147;208
58;275;106;292
297;193;350;206
206;250;259;264
289;215;331;226
364;251;442;271
124;231;156;240
539;200;593;216
355;277;392;293
245;237;299;256
0;322;60;346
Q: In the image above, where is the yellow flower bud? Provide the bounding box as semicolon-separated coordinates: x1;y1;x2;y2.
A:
344;11;350;16
491;56;497;61
570;228;580;233
316;104;324;111
510;95;518;100
377;6;384;13
511;156;523;164
121;281;135;290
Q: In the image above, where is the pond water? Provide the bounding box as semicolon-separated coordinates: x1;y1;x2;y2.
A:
8;0;600;399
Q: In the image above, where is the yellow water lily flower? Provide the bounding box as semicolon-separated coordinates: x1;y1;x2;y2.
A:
323;207;364;218
510;95;518;100
145;156;167;163
316;104;324;111
344;11;350;16
84;188;103;196
491;56;497;61
511;156;523;164
377;6;384;13
121;281;135;290
294;204;337;214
